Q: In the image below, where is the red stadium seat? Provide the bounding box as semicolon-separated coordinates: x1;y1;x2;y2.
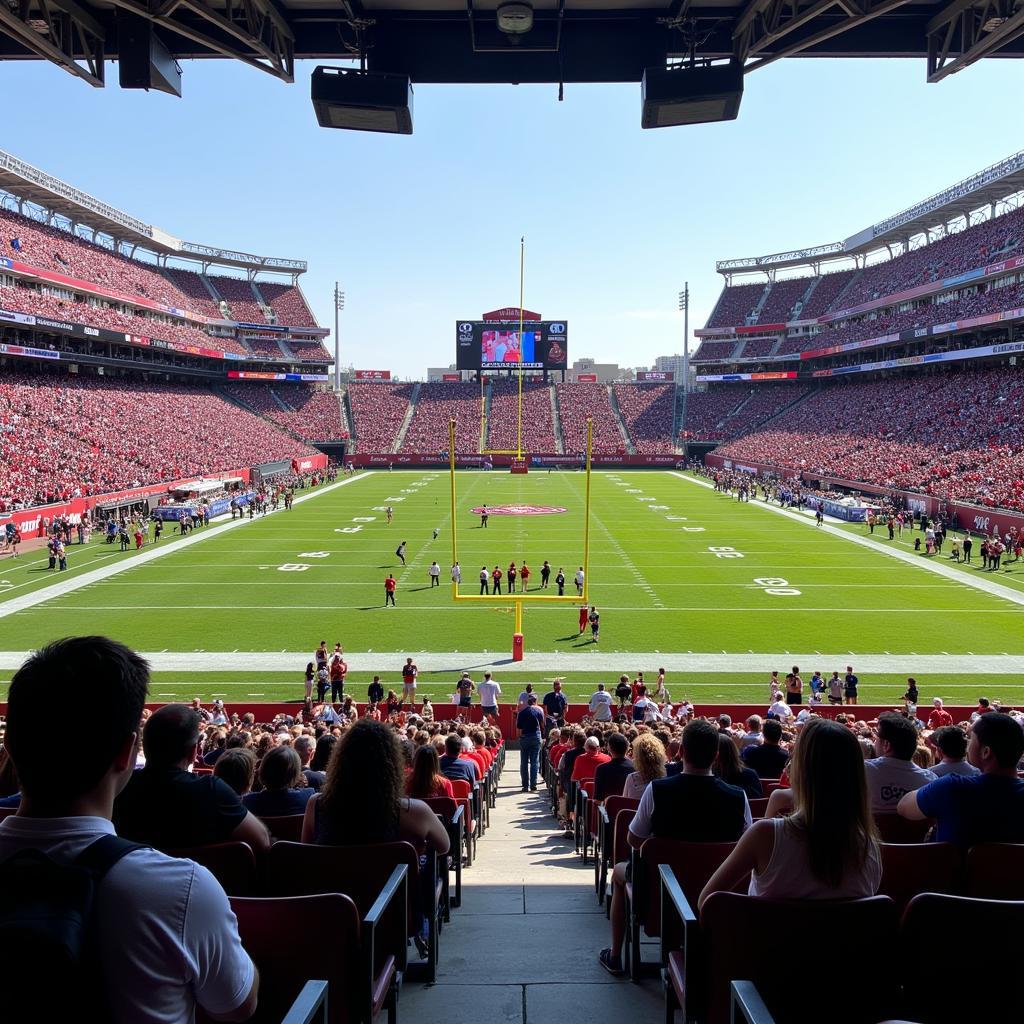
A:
168;841;258;897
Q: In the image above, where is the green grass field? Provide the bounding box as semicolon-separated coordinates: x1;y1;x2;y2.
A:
1;469;1022;706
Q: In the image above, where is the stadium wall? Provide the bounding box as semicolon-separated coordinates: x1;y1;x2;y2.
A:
349;454;683;467
705;453;1024;535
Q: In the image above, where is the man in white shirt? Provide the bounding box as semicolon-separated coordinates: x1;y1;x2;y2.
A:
588;683;613;723
574;566;585;596
768;697;793;720
478;672;501;718
0;636;258;1024
864;712;936;812
451;562;462;585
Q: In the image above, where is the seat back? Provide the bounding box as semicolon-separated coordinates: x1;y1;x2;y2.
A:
611;808;637;867
422;796;458;822
700;893;899;1024
873;813;932;843
965;843;1024;899
580;779;595;798
877;842;962;912
221;894;360;1024
448;778;472;800
901;893;1024;1023
748;797;769;819
604;795;640;823
260;814;304;842
168;842;258;896
636;839;737;935
0;807;18;824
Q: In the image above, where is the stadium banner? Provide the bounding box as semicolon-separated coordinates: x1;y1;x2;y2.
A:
152;493;253;521
736;323;785;335
0;308;35;326
293;454;329;473
800;495;874;522
354;370;392;380
482;307;541;321
693;327;736;338
237;322;287;333
2;468;253;537
441;373;461;381
0;341;60;360
576;373;598;382
226;371;330;382
636;371;674;381
695;371;798;382
349;453;683;468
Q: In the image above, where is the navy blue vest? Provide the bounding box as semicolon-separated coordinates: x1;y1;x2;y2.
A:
649;774;747;842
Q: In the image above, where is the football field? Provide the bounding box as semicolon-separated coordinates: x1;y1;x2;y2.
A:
1;469;1022;706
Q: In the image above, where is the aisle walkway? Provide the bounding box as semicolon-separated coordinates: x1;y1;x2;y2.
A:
401;770;663;1023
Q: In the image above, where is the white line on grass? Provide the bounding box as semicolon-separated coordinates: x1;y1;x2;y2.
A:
0;473;372;621
1;650;1021;674
670;472;1024;609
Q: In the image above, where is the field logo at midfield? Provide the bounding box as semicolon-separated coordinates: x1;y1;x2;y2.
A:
470;504;567;516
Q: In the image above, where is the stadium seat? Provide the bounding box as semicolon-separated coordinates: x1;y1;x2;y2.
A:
899;893;1024;1023
873;814;933;844
596;796;639;903
168;841;258;896
876;842;962;913
222;892;400;1024
259;814;305;843
422;796;465;911
965;843;1024;899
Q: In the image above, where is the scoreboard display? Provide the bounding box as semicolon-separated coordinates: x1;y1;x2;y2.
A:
456;320;568;370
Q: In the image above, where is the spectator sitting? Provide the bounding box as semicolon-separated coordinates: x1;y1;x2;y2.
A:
0;637;258;1023
600;719;750;976
439;733;477;787
927;697;954;731
928;726;980;778
213;747;257;797
741;718;789;779
571;735;611;783
864;712;936;813
593;732;634;801
622;732;666;799
714;732;763;800
899;714;1024;846
242;746;315;817
293;734;325;791
405;744;455;799
114;703;271;853
739;715;764;750
700;718;881;906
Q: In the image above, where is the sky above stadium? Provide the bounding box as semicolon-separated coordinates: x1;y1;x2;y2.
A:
2;57;1022;377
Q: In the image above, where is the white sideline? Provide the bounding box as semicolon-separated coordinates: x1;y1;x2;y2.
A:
670;472;1024;609
0;472;372;621
1;651;1022;674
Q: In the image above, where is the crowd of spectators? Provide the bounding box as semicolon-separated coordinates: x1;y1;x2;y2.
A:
0;281;249;356
0;369;314;510
680;387;749;441
486;378;557;452
756;278;810;324
556;383;626;454
256;282;318;327
692;339;740;363
282;339;333;362
713;366;1024;510
208;275;266;324
401;382;481;454
240;336;287;359
160;267;225;318
348;381;415;453
734;337;778;360
223;383;345;442
706;282;766;328
797;268;857;320
612;383;675;453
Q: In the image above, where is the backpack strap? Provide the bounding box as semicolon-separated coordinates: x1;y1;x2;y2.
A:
72;834;147;877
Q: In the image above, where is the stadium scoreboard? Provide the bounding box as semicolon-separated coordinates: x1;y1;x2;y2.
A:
456;320;568;370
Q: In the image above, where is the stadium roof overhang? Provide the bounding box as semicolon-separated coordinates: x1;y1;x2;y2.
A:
0;148;307;275
716;148;1024;276
1;0;1024;87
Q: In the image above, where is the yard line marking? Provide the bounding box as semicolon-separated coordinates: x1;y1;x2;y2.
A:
3;650;1023;674
0;474;372;620
671;473;1024;610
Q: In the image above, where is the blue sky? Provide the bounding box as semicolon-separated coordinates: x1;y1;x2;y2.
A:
1;57;1021;377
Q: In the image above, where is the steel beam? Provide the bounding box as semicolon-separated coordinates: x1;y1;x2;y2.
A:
0;0;105;85
926;0;1024;82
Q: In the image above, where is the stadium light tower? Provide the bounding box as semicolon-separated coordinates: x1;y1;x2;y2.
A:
678;283;690;394
333;283;345;392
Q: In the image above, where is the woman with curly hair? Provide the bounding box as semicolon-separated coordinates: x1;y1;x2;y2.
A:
622;732;666;800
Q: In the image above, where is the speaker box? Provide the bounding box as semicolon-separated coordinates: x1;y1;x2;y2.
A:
118;12;181;97
311;67;413;135
641;63;743;129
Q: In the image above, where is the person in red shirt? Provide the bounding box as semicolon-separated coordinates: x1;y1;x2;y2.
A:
384;574;397;607
579;605;589;634
548;729;568;771
491;566;503;595
571;736;611;783
519;562;531;592
927;697;953;731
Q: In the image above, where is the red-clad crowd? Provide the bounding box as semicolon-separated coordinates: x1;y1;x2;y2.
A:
706;282;766;328
241;336;287;359
0;282;250;356
223;383;346;443
556;383;626;454
682;384;810;443
209;276;266;324
256;282;318;327
486;378;557;452
756;277;809;323
347;382;415;453
734;337;777;359
714;367;1024;510
284;340;333;362
0;370;315;510
401;382;481;454
612;383;675;453
692;339;740;363
161;267;225;318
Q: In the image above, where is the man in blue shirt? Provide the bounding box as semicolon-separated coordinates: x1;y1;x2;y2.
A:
898;713;1024;846
517;694;545;792
439;735;477;788
542;679;568;734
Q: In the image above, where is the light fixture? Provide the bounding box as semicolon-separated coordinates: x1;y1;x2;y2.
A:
311;66;413;135
496;2;534;35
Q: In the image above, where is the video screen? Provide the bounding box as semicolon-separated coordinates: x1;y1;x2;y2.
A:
456;321;568;370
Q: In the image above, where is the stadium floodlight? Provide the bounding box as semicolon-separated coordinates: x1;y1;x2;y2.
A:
679;283;690;394
641;62;743;129
311;66;413;135
333;283;344;392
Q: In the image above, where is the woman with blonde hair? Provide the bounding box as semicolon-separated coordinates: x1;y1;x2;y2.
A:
699;717;880;908
622;732;666;800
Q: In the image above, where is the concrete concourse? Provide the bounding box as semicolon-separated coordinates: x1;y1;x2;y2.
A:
400;769;663;1023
